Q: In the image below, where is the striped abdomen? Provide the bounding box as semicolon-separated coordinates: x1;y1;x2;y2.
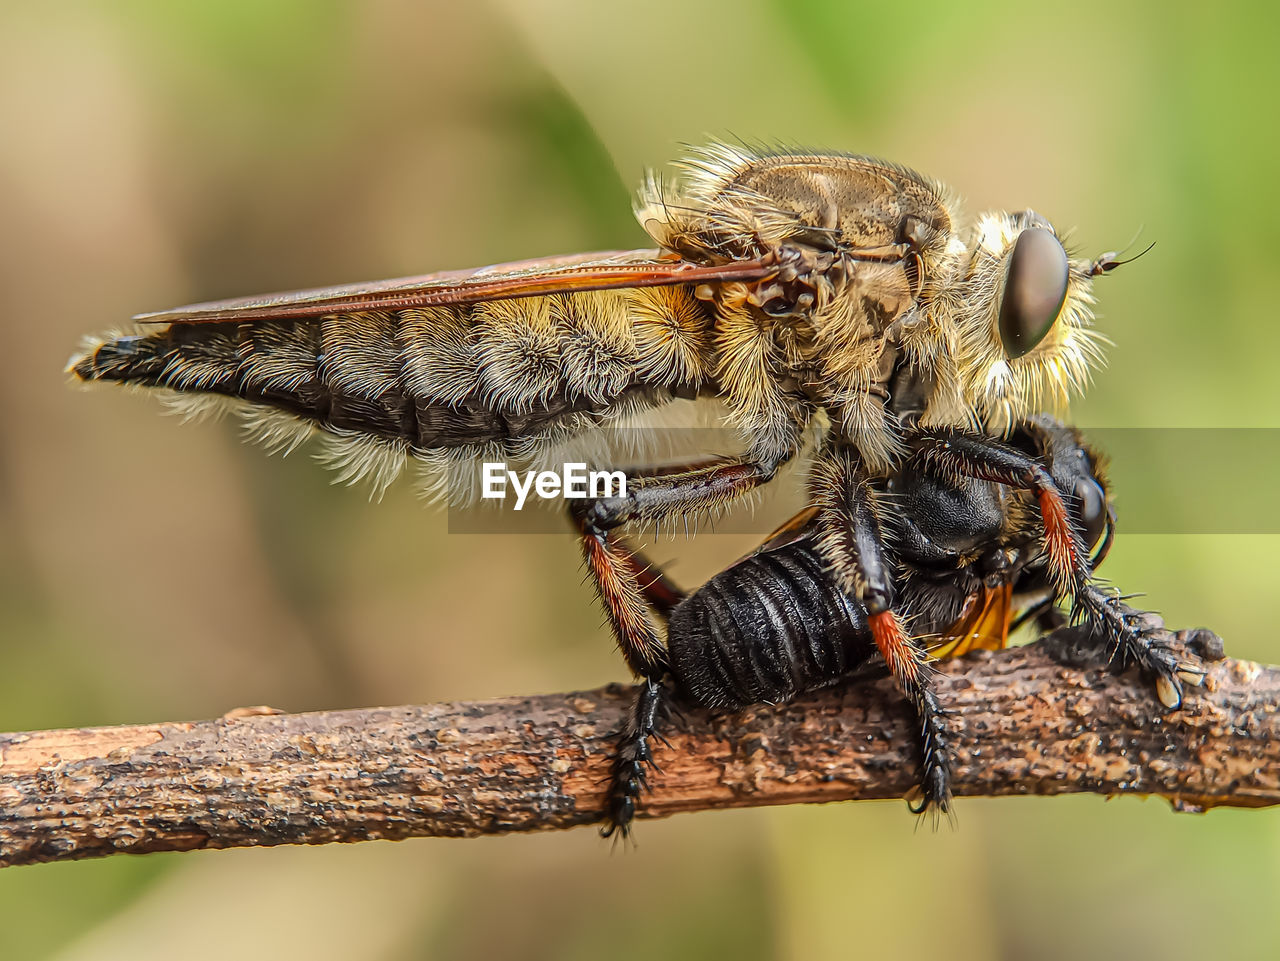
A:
70;286;712;452
666;540;877;709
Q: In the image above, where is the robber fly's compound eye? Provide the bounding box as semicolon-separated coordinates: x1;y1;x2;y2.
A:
1073;476;1108;551
998;227;1070;359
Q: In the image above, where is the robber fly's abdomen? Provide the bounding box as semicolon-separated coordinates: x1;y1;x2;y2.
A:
666;541;877;709
71;287;713;449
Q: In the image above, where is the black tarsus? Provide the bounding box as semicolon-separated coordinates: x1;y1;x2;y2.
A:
601;676;668;839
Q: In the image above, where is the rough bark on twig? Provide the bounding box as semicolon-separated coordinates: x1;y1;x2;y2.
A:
0;639;1274;868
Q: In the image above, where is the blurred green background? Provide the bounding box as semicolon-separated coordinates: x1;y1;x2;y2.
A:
2;1;1278;958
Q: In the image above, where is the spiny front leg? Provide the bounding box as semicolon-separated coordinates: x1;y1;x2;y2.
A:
910;428;1208;708
810;444;952;814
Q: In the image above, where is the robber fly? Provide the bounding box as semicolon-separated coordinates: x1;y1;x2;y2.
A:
70;143;1210;834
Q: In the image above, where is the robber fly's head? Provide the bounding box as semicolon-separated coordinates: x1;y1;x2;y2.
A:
951;209;1117;431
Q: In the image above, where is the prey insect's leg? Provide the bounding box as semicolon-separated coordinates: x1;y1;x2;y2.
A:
910;429;1205;707
572;456;789;837
810;445;952;813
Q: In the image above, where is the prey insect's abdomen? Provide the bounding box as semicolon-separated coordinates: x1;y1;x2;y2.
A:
666;539;878;709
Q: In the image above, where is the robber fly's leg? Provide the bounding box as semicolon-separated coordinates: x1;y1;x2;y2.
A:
1068;586;1213;709
599;675;669;839
586;457;790;534
571;456;788;837
607;535;688;619
910;428;1205;707
572;457;784;674
810;444;952;814
569;513;670;837
1009;497;1115;636
584;532;688;837
574;454;791;666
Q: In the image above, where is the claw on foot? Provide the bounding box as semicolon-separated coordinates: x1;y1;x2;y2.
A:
1155;673;1183;710
1043;612;1220;712
1177;666;1208;687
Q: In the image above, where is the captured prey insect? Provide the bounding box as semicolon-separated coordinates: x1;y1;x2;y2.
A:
606;417;1105;827
69;143;1212;835
600;416;1212;832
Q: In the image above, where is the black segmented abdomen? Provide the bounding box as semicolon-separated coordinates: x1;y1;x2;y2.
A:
666;541;878;710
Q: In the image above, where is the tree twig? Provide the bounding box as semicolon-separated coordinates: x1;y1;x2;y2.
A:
0;639;1274;868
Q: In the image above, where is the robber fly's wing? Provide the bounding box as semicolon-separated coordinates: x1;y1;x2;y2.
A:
133;249;775;325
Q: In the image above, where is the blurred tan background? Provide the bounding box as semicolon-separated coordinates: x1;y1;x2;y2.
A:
2;1;1278;958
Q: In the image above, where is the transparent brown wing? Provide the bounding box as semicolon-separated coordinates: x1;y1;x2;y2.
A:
134;249;775;325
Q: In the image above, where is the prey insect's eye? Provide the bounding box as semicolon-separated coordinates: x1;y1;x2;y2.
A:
998;228;1070;359
1074;477;1108;550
